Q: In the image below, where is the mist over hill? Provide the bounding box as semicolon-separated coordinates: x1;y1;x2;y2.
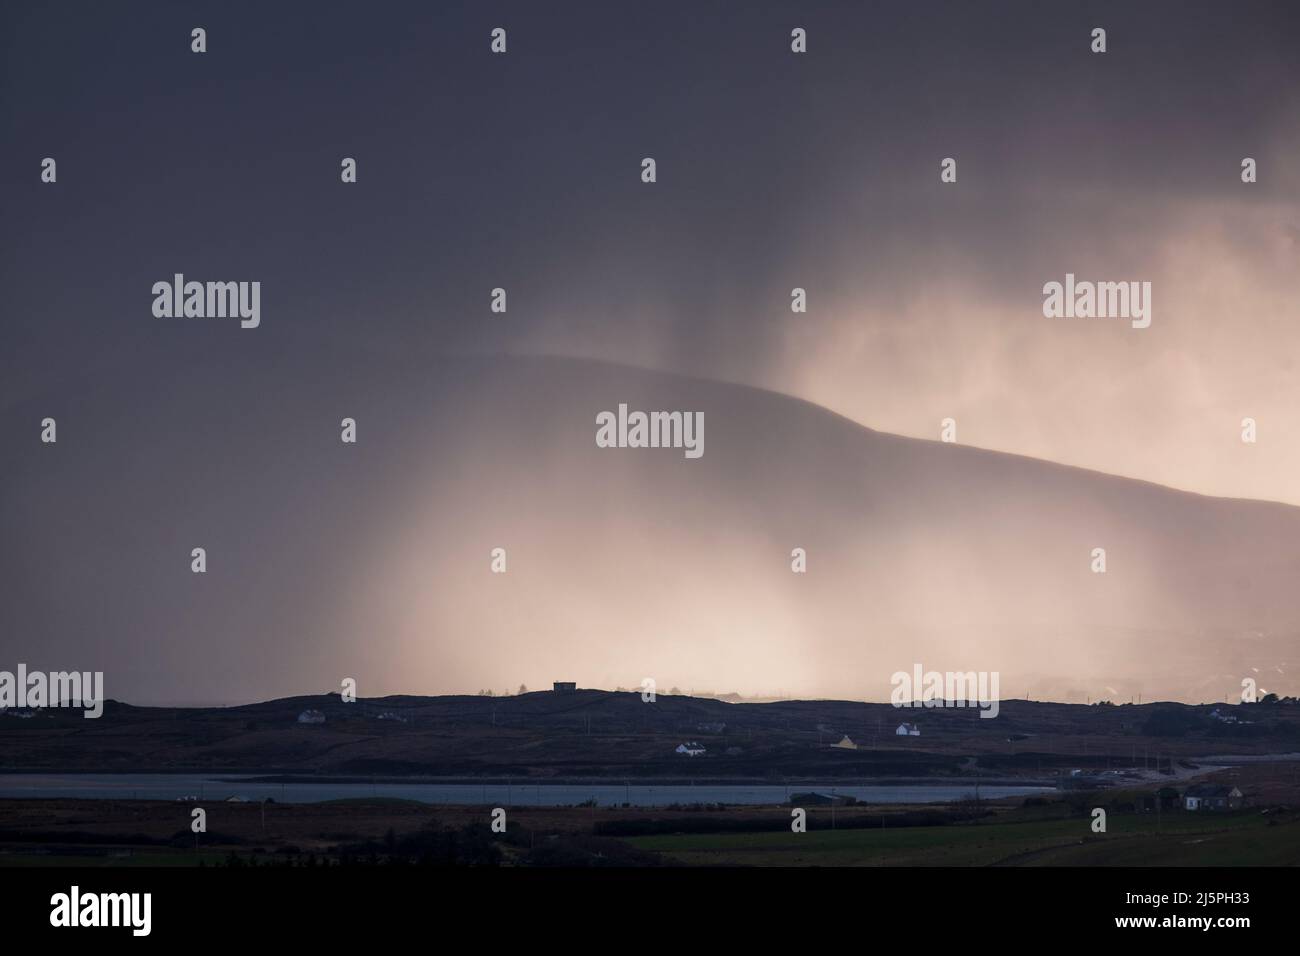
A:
2;341;1297;705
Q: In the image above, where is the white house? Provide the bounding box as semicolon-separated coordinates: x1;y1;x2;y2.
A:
675;741;706;756
297;709;326;724
895;722;921;736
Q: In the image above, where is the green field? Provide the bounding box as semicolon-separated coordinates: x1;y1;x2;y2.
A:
3;797;1297;867
625;809;1300;866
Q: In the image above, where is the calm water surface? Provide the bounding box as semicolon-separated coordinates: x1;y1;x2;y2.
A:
0;774;1053;806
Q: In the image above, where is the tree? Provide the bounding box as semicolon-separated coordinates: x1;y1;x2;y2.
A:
518;684;528;695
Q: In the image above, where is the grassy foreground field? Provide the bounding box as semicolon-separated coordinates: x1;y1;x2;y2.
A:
3;790;1298;866
626;807;1300;866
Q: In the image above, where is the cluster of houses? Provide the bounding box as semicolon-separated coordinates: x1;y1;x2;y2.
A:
675;723;927;757
1130;783;1246;812
1180;784;1244;811
296;707;410;725
782;784;1246;812
1208;708;1253;726
175;793;250;803
1065;768;1249;811
829;725;921;750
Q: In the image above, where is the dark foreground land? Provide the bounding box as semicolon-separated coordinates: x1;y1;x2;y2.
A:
4;692;1298;866
1;762;1297;867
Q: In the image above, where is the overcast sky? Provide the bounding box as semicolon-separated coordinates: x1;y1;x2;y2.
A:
2;1;1298;703
5;1;1299;501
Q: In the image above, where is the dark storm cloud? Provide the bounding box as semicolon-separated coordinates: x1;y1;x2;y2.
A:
2;1;1298;702
4;1;1296;404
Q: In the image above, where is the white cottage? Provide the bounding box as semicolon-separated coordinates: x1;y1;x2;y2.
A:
895;722;920;736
